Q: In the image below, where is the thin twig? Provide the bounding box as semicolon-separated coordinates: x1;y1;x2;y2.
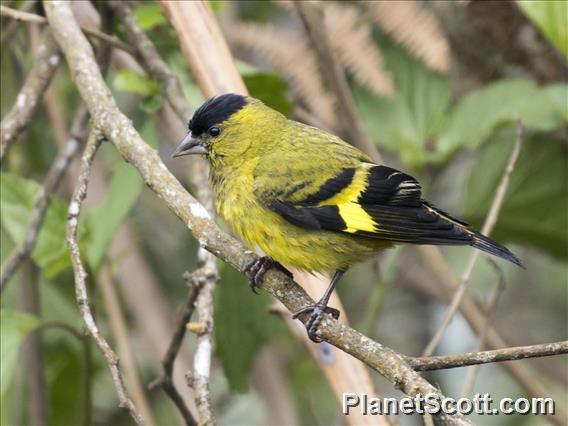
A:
188;259;218;426
0;29;60;160
1;4;44;23
0;5;135;54
0;1;37;47
460;261;506;397
99;267;155;424
107;1;191;120
408;341;568;371
113;4;221;424
295;1;382;164
149;272;200;426
45;3;472;425
414;246;566;425
65;128;145;425
422;121;524;357
157;4;388;424
0;107;89;292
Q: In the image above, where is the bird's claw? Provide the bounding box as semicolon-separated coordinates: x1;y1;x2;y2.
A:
244;256;293;294
292;303;341;343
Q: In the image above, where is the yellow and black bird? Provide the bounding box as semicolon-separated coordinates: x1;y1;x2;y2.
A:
173;93;522;341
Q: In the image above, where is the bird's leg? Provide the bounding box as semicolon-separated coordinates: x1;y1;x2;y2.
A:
292;269;345;343
244;256;293;294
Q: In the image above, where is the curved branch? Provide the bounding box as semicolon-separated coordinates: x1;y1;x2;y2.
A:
44;2;471;425
65;129;145;425
0;29;60;160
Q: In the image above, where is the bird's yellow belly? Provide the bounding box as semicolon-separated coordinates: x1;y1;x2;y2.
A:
216;186;388;272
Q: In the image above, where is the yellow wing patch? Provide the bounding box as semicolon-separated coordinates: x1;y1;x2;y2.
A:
338;202;377;233
320;164;377;233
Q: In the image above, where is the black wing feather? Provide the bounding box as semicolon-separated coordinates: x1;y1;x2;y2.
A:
267;165;522;266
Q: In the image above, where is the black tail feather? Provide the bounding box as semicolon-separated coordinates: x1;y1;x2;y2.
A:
470;231;524;268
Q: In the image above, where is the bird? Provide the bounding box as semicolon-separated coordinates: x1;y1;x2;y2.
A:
172;93;522;342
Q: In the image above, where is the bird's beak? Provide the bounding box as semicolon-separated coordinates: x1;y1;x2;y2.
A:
171;132;207;158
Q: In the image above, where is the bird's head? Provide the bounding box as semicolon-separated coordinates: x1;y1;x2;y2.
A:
172;93;284;163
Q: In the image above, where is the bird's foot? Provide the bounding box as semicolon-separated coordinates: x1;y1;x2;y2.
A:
244;256;293;294
292;303;340;343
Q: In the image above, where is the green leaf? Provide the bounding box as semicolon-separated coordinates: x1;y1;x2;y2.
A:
214;264;283;392
132;3;166;30
140;92;163;114
464;132;568;259
517;0;568;59
243;72;293;117
355;39;451;167
113;69;160;97
543;83;568;122
0;309;40;397
86;163;143;269
0;173;76;277
210;0;225;12
437;80;567;160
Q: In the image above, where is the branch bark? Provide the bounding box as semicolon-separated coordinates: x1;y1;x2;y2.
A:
98;267;155;424
44;2;471;424
158;3;390;424
408;341;568;371
110;4;221;423
64;129;145;425
460;265;505;397
0;5;135;54
0;29;60;160
149;273;200;426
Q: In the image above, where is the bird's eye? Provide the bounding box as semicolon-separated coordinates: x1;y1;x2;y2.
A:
208;127;221;137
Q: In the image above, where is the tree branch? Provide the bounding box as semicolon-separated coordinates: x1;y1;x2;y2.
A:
0;107;88;292
422;121;524;357
107;1;190;120
158;3;388;423
149;272;200;426
0;29;60;160
185;266;218;426
111;4;221;423
0;5;135;54
64;128;145;425
408;341;568;371
98;267;155;424
44;2;472;424
460;262;505;397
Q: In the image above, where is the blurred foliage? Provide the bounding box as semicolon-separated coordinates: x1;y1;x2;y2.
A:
0;309;40;397
465;132;568;259
214;264;284;392
517;0;568;59
86;162;143;269
0;0;566;425
0;173;78;277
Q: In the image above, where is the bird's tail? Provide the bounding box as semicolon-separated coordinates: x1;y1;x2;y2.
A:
469;230;524;268
425;203;523;268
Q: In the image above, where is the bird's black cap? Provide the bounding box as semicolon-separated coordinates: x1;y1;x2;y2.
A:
188;93;247;137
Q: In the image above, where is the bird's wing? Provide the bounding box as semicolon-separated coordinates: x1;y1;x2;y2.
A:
259;160;473;246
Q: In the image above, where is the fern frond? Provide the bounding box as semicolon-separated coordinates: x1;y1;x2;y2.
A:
324;2;394;97
224;21;336;125
367;1;451;73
